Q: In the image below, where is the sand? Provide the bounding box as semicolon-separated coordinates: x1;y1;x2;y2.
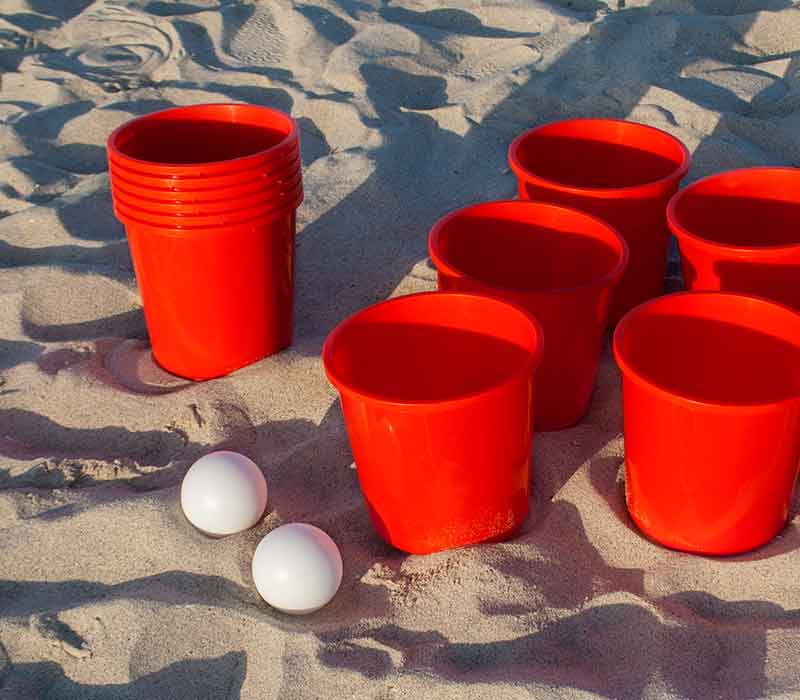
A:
1;0;800;697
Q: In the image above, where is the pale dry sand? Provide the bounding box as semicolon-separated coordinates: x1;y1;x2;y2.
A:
1;0;800;698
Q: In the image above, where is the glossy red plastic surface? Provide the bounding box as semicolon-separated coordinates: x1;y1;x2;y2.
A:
613;291;800;555
429;200;627;430
112;181;303;227
107;103;299;177
108;156;301;202
107;144;301;192
110;169;303;216
110;170;302;213
509;119;690;323
119;206;297;380
668;167;800;310
323;292;544;554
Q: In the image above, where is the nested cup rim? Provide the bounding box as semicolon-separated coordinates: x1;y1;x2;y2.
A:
111;168;303;212
113;184;303;231
108;145;301;192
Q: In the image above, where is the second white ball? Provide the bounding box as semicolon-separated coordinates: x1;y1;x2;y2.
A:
252;523;343;615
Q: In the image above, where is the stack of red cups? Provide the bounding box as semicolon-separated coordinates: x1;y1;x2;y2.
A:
107;103;303;380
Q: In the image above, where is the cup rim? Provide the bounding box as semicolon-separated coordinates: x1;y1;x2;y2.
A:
322;290;545;409
428;199;629;296
107;103;299;175
612;290;800;413
508;118;691;198
667;166;800;256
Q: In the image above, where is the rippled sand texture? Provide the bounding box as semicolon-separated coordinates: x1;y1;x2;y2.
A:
2;1;800;698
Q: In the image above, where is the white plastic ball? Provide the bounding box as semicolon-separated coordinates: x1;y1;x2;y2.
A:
180;451;268;536
252;523;343;615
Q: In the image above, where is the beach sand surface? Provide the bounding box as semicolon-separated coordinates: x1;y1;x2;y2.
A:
1;0;800;697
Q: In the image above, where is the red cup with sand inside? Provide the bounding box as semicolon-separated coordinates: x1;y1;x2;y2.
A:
429;200;628;431
668;167;800;309
107;103;303;380
323;291;544;554
613;291;800;555
509;118;690;324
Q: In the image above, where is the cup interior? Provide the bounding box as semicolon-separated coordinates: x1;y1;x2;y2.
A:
114;117;290;166
513;120;687;189
325;294;540;403
670;169;800;248
616;294;800;405
431;203;625;292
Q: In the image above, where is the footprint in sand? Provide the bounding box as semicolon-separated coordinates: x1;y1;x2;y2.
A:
681;61;789;114
223;3;286;67
41;4;178;89
105;339;192;396
31;612;92;659
4;457;148;489
21;270;145;343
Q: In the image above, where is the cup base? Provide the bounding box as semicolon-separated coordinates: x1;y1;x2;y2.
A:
625;495;787;557
152;338;292;382
369;505;529;555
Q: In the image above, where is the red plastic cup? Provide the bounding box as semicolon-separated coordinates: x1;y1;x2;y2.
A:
429;200;628;431
509;119;691;324
668;167;800;310
323;291;544;554
110;170;303;216
107;103;299;177
613;291;800;555
111;182;303;228
117;204;298;380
